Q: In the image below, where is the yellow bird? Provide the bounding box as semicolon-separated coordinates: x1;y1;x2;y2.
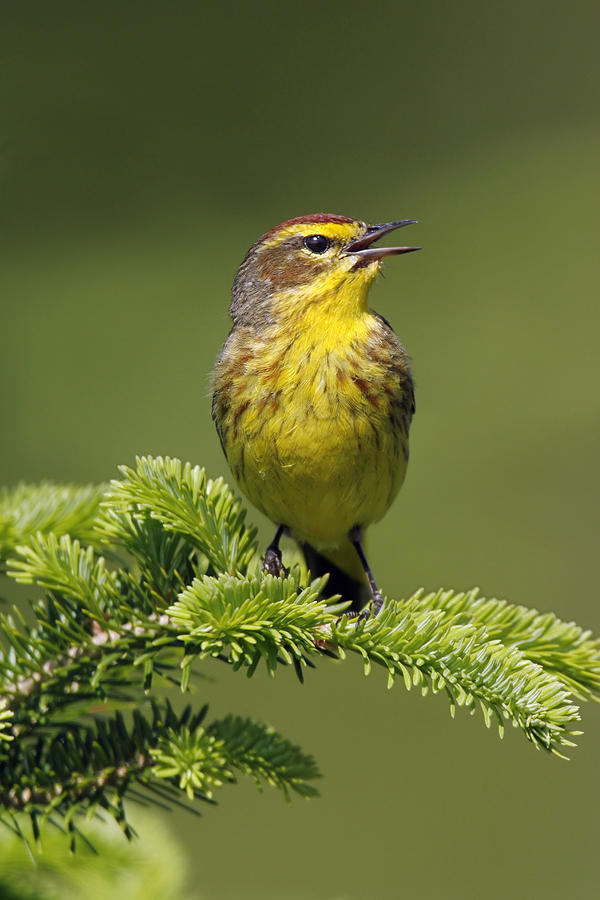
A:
212;215;419;615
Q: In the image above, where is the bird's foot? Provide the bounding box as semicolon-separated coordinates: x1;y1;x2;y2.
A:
338;591;384;625
262;546;288;578
370;589;384;618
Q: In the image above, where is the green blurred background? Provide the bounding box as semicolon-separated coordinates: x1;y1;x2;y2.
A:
2;1;599;897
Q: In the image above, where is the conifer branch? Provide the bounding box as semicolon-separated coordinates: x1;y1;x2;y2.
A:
0;455;598;847
0;702;318;848
0;483;104;560
405;588;600;698
100;458;257;575
0;700;13;742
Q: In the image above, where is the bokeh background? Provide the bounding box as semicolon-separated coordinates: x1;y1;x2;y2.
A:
2;2;599;897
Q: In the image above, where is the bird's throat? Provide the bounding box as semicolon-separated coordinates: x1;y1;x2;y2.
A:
271;263;379;339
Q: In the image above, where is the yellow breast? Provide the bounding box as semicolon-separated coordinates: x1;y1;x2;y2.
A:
212;311;413;548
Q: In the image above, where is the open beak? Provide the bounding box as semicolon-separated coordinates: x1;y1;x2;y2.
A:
344;219;420;265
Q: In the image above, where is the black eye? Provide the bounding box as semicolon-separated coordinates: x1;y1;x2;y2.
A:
303;234;331;254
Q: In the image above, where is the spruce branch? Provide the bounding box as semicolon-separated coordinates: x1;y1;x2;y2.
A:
0;700;13;742
1;535;174;730
100;457;257;575
330;604;581;753
10;532;121;615
166;573;588;754
0;702;318;848
0;483;104;560
155;714;319;801
0;455;598;848
170;570;338;678
406;588;600;699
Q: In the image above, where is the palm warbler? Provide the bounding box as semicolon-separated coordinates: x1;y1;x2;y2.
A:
212;215;418;614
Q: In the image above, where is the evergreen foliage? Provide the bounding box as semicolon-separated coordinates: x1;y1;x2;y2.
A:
0;456;598;848
0;482;103;558
0;808;192;899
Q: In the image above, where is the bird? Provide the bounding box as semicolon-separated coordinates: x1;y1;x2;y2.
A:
211;214;418;615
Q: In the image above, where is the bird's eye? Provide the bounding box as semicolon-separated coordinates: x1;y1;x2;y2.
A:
303;234;331;254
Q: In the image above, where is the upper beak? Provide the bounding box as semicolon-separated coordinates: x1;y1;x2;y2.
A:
344;219;420;263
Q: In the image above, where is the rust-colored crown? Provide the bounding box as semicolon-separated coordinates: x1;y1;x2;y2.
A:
261;214;358;243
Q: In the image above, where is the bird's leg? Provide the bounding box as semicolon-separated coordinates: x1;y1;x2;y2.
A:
350;527;384;617
263;524;289;578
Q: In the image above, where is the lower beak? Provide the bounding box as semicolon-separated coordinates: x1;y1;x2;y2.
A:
344;219;420;263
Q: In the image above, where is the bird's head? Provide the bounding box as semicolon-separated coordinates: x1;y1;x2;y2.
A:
230;214;419;326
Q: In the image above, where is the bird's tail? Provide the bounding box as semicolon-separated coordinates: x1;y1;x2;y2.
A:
300;538;370;614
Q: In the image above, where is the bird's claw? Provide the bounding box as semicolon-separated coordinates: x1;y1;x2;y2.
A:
262;547;288;578
337;595;384;625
